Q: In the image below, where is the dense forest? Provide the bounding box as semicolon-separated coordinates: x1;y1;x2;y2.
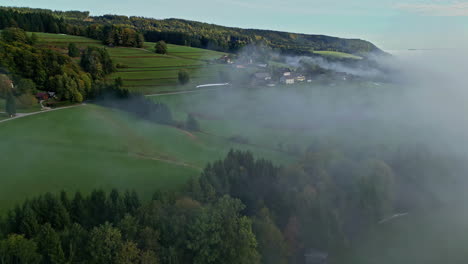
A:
1;144;462;263
0;6;382;55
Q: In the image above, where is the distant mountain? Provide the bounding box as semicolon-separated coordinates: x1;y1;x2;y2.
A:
0;6;383;56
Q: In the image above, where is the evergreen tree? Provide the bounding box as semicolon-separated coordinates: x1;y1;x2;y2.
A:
70;192;87;225
60;223;89;263
35;223;66;264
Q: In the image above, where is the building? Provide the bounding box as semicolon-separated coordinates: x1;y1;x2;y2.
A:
278;68;292;77
304;249;328;264
295;75;306;82
36;92;49;100
47;91;57;98
280;76;295;85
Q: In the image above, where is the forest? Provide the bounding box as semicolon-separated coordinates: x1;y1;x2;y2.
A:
0;7;382;55
1;141;462;263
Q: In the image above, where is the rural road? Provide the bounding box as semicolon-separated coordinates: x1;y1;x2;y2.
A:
0;104;84;124
146;86;225;97
0;85;224;124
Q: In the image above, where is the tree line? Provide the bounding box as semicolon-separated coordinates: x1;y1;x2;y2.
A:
0;189;258;263
0;7;383;55
0;8;144;48
0;27;123;107
0;141;463;263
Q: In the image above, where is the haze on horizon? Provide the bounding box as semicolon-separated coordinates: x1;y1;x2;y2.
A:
3;0;468;51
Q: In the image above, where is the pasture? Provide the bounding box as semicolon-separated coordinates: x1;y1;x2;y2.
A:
0;103;291;212
313;50;363;60
34;33;228;94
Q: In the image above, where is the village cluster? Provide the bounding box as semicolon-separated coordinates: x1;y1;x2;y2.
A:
217;55;358;88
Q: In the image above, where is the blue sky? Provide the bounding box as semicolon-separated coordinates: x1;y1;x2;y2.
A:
3;0;468;50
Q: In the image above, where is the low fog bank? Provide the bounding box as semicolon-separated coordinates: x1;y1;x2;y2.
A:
178;47;468;210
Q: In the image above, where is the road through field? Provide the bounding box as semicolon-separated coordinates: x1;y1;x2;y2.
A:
0;104;85;124
0;85;225;124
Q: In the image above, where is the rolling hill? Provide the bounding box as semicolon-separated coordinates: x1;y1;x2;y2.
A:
0;103;291;212
0;6;384;56
34;32;228;94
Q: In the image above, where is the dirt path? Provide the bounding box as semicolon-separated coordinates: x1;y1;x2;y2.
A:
134;152;201;170
176;128;197;140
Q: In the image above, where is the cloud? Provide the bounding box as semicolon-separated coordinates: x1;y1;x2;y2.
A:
396;1;468;16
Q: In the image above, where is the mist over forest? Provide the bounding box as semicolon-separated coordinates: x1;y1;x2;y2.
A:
1;4;468;264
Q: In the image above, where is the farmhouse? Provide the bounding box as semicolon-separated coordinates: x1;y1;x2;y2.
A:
36;92;49;100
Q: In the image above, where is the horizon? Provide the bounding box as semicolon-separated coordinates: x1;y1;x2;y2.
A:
2;1;468;51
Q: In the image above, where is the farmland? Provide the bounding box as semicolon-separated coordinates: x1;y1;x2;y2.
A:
0;103;292;212
35;32;228;94
313;50;363;60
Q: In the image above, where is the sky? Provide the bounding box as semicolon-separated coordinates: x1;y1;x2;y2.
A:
3;0;468;50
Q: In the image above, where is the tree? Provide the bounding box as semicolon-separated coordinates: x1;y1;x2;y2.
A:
116;241;141;264
140;250;159;264
16;94;38;108
60;223;89;263
0;74;12;98
1;27;29;43
15;78;36;95
178;70;190;85
115;77;124;89
68;43;80;57
187;196;260;264
155;41;167;54
29;33;39;45
252;208;288;264
0;234;42;264
80;46;115;79
35;223;66;264
88;222;124;264
5;93;16;117
185;113;200;131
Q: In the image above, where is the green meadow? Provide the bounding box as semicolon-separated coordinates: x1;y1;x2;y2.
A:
0;103;291;212
35;33;228;94
313;50;363;60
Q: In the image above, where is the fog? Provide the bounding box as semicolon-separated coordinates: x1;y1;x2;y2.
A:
174;47;468;211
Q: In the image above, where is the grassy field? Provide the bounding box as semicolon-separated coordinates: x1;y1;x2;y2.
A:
313;50;362;60
0;103;291;212
34;33;228;94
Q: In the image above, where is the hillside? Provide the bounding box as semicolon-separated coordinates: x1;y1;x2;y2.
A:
0;103;291;212
34;32;228;93
0;6;383;56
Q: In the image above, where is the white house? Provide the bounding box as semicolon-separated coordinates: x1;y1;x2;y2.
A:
280;76;295;85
